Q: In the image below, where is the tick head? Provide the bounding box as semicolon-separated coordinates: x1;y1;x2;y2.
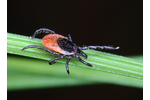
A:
76;48;87;59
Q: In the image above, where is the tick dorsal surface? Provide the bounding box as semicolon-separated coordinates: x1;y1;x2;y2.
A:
57;38;77;54
42;34;76;55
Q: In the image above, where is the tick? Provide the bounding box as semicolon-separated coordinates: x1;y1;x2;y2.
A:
21;28;119;74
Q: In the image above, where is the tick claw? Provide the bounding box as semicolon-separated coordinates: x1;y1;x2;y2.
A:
49;61;55;65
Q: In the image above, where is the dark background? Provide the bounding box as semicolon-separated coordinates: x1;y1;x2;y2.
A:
7;0;143;100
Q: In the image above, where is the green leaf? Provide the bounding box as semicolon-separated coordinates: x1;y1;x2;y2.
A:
127;55;143;62
7;33;143;90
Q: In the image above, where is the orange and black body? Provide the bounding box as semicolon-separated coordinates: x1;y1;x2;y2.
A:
22;28;119;74
43;34;77;55
42;33;87;59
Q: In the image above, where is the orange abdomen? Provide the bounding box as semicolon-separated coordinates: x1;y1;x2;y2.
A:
42;34;67;54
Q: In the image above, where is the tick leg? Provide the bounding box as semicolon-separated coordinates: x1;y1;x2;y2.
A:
68;34;72;41
31;28;56;38
21;45;61;55
66;56;72;74
75;55;94;68
79;46;119;50
49;55;66;65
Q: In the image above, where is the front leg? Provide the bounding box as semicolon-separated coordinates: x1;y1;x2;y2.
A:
79;46;119;50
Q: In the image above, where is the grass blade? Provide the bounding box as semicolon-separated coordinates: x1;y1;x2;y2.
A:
7;33;143;90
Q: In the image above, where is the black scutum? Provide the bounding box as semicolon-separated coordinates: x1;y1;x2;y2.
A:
57;38;76;53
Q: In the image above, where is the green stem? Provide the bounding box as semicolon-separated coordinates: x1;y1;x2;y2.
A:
7;33;143;90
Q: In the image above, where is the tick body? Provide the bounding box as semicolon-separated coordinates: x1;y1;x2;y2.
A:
42;34;76;55
22;28;119;74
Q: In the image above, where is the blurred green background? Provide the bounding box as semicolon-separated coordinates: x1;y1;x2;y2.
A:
7;0;142;100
